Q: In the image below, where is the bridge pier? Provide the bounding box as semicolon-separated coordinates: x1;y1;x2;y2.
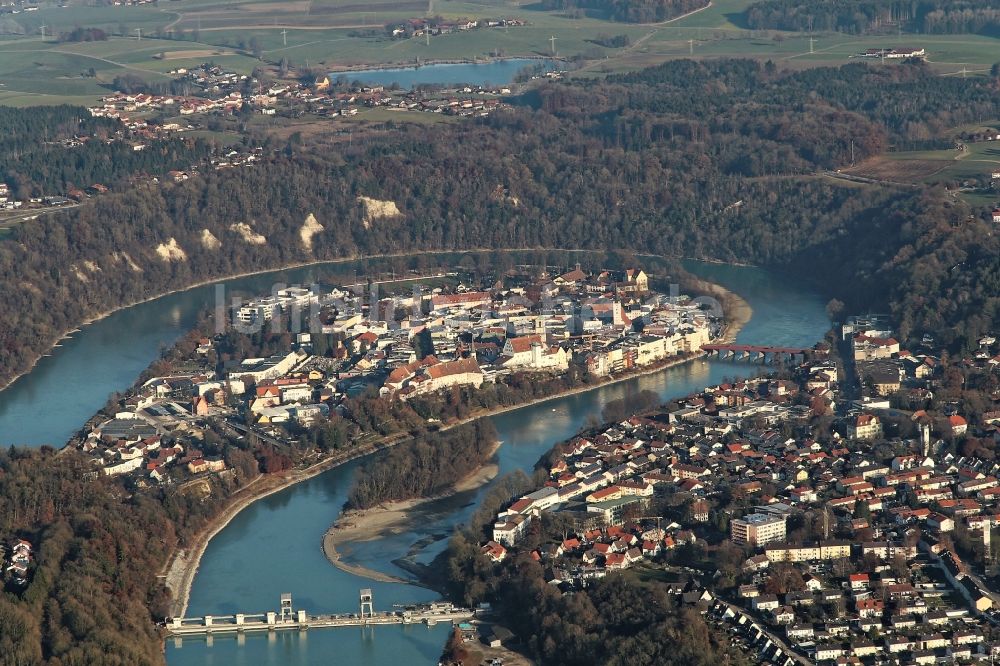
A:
360;588;374;619
701;344;811;366
165;592;476;638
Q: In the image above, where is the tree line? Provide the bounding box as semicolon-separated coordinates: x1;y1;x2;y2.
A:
0;444;242;665
58;27;108;42
744;0;1000;34
345;421;498;509
539;0;710;23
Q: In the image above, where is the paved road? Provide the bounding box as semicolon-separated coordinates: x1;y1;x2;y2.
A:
714;598;813;666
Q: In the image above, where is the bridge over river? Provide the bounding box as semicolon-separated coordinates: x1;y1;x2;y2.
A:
701;343;819;364
166;591;475;637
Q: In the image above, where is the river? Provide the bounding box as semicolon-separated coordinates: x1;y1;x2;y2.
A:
164;261;829;665
0;259;426;447
0;254;828;663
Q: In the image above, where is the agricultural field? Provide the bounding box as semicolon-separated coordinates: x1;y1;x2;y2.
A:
599;25;1000;75
841;137;1000;207
0;0;660;103
846;141;1000;185
889;141;1000;183
0;0;999;106
841;156;954;185
926;142;1000;183
0;33;262;104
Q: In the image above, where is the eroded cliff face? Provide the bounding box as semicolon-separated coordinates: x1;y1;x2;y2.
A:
357;196;402;229
300;213;324;251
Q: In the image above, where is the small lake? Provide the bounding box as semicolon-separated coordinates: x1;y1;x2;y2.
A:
329;58;557;89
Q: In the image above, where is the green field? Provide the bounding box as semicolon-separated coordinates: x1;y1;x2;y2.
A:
1;0;1000;106
0;33;268;103
0;0;658;103
589;27;1000;75
838;137;1000;207
877;141;1000;184
930;143;1000;182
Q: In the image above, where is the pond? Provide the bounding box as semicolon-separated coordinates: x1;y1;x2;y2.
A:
330;58;557;89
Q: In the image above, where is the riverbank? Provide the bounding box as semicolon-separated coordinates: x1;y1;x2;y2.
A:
162;434;407;619
321;444;501;584
439;352;707;435
161;349;711;621
689;276;753;344
159;269;750;619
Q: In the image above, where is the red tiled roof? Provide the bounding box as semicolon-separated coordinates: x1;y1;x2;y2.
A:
506;334;543;353
424;357;481;379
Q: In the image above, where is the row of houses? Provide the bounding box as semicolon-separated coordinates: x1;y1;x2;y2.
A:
386;16;527;38
473;322;1000;660
73;265;717;484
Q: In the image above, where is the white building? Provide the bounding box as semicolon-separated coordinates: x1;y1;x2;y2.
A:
499;335;569;372
492;514;530;546
731;513;787;547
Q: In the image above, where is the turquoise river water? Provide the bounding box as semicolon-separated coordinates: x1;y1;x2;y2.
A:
0;258;829;665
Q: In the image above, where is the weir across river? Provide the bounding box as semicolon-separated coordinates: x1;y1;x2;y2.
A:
166;591;475;637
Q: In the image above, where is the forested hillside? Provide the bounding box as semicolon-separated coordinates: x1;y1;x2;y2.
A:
0;447;223;665
346;421;497;509
608;59;997;146
442;528;750;666
0;56;999;664
0;106;214;196
0;59;997;390
745;0;1000;34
